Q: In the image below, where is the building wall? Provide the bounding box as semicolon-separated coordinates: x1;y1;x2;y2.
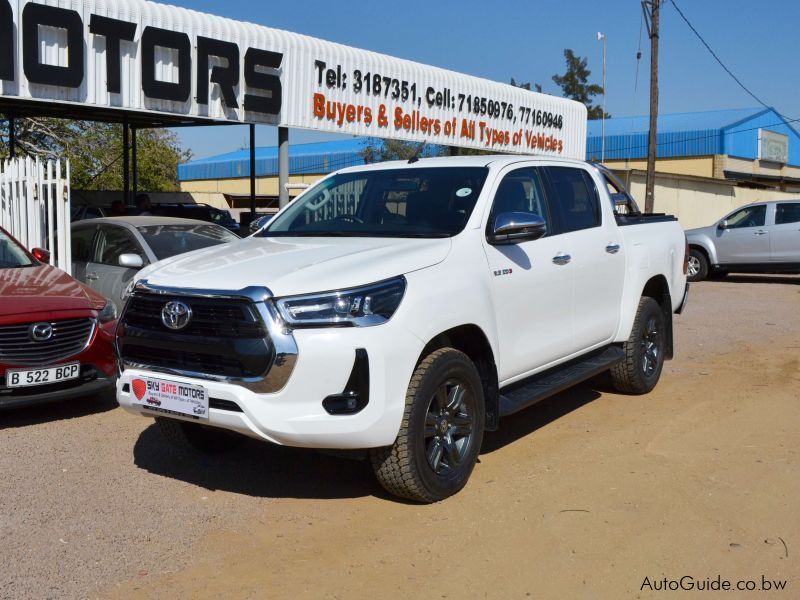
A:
180;173;324;196
621;170;797;230
603;156;715;178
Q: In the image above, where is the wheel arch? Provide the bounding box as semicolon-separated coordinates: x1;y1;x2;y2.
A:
418;324;500;431
640;275;674;360
688;237;718;265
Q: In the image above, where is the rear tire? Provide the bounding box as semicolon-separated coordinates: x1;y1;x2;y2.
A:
369;348;485;503
687;249;708;282
610;297;666;395
155;417;243;454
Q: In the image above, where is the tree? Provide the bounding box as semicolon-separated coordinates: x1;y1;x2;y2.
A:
510;78;542;93
0;117;191;191
551;49;609;120
360;138;445;163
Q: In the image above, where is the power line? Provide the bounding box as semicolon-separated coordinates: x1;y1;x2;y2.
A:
669;0;791;120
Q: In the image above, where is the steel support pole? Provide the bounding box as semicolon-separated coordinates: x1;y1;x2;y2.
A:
8;115;16;159
132;127;138;200
123;116;130;205
249;124;256;217
278;126;289;209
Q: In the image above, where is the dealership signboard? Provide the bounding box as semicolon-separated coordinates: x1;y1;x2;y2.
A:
0;0;587;157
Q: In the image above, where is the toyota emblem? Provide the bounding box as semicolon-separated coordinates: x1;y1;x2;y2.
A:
29;322;54;342
161;301;193;330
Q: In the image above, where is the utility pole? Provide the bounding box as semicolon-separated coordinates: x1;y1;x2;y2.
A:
643;0;660;213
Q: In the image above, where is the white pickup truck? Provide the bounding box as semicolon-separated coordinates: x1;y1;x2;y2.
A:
116;156;689;502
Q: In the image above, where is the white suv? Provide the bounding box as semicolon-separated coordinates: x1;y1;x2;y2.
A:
116;156;688;502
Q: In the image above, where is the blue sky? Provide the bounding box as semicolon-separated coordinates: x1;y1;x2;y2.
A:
169;0;800;159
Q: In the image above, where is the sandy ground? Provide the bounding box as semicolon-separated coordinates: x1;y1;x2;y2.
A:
1;274;798;599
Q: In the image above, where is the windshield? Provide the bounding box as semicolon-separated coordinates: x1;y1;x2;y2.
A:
136;224;239;260
0;229;35;268
259;166;489;238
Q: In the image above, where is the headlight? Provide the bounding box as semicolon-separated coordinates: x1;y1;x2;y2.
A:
98;300;118;323
275;276;406;327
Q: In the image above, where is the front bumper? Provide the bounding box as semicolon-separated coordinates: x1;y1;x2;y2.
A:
117;323;424;449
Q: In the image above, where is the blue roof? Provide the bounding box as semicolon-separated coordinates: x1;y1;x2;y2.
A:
586;107;800;166
179;139;366;181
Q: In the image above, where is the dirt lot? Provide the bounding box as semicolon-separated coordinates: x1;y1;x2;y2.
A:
2;275;799;599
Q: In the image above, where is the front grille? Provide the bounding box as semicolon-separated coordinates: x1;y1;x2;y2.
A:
119;293;272;379
124;295;265;337
0;319;94;366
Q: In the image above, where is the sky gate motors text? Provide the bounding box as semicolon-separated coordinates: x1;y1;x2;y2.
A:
0;0;282;115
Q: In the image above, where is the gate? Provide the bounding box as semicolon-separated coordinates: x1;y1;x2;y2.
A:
0;157;72;275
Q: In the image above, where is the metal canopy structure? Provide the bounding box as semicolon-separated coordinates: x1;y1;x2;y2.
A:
1;0;587;215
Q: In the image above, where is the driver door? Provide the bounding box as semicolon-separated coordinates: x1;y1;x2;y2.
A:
482;166;574;383
715;204;770;264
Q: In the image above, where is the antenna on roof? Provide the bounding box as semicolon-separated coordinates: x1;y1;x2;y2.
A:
408;140;427;164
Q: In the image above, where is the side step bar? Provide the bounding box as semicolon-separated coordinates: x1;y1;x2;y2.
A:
498;346;624;418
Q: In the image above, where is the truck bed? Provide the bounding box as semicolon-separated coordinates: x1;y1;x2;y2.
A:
615;213;678;226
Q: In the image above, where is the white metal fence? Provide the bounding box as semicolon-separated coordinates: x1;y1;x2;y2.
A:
0;157;71;275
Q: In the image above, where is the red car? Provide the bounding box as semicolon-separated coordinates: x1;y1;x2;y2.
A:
0;227;118;409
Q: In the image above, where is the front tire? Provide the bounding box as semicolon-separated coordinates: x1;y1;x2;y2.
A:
687;249;708;282
155;417;243;454
370;348;485;503
610;297;666;395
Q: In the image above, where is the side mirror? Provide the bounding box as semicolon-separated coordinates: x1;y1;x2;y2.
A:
118;253;144;269
718;220;728;230
488;212;547;245
31;247;51;263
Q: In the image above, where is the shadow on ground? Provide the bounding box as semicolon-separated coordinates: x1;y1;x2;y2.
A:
133;423;379;501
720;274;800;286
133;380;606;501
0;389;117;429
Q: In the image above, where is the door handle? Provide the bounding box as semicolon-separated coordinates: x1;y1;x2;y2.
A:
754;230;768;235
86;272;99;281
552;254;571;265
605;243;621;254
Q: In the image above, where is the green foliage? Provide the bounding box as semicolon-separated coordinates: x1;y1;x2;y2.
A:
510;78;542;93
360;138;446;163
551;49;609;120
0;117;191;191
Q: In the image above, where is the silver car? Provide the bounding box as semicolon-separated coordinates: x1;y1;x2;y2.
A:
685;200;800;281
71;217;239;311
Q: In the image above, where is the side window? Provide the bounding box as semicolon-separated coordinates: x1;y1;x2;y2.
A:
726;205;766;229
545;167;601;233
94;226;140;266
489;168;550;233
775;203;800;225
71;227;96;262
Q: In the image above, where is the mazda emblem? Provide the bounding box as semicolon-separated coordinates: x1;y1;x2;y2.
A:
29;322;54;342
161;301;193;330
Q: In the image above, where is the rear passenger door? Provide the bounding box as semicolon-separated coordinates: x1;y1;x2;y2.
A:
770;202;800;262
70;224;98;284
544;166;626;351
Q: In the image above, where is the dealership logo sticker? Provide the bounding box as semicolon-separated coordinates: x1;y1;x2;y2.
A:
161;301;193;330
132;378;147;401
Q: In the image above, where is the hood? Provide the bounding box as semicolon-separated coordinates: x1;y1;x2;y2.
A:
139;236;452;297
0;264;106;319
685;224;717;239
